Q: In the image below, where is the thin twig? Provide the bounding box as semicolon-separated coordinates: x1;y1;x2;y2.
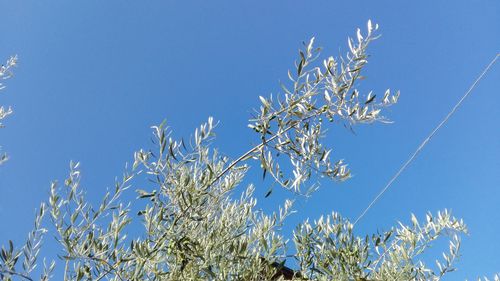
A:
207;122;299;187
0;269;34;281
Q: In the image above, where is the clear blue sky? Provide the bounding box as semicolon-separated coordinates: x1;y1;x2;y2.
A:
1;1;499;279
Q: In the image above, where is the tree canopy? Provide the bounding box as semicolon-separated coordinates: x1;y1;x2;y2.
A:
0;21;497;281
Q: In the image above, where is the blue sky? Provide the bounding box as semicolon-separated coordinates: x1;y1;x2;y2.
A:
0;1;499;279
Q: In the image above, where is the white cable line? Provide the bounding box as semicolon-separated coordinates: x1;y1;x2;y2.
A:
353;54;499;226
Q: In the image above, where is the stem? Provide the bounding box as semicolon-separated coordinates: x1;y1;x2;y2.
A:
209;105;327;189
0;269;34;281
63;259;69;281
208;122;298;187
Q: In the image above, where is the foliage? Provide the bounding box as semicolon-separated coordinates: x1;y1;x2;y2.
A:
0;55;17;164
0;21;493;281
248;20;398;196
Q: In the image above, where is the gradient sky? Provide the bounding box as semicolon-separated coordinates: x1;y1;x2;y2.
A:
1;1;499;279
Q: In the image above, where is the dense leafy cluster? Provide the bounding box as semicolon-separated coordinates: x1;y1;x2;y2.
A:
0;22;497;281
248;21;398;195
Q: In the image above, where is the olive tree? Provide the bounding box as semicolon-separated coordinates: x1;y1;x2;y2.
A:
0;22;496;281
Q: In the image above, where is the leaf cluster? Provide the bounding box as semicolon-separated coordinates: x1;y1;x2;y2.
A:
0;55;17;164
248;21;399;195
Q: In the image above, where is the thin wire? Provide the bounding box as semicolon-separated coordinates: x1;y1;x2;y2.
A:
353;54;499;226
